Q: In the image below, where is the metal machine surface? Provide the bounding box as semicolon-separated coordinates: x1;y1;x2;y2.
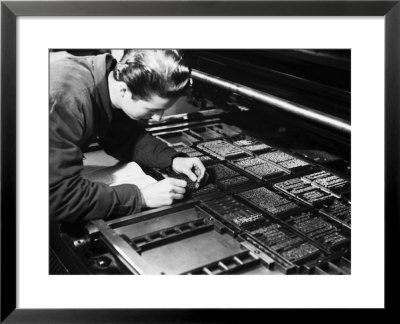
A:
50;50;351;275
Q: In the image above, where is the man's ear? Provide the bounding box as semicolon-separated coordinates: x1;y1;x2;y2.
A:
118;82;128;97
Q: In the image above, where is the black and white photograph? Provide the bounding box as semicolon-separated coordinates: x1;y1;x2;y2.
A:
49;49;351;275
2;0;397;319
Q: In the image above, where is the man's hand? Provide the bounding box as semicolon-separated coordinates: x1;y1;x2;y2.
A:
171;157;206;184
140;178;187;208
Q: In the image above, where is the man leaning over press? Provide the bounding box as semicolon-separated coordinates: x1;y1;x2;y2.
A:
49;49;205;223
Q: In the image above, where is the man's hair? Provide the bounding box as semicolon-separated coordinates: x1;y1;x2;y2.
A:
113;49;190;100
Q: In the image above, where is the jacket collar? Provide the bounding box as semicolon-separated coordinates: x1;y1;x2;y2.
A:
92;53;117;134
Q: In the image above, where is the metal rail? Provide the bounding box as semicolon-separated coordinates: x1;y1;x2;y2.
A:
191;69;351;134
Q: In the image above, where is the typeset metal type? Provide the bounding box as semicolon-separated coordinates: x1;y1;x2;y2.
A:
53;121;351;275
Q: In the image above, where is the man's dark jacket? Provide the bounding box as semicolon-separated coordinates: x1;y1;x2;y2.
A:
50;54;180;223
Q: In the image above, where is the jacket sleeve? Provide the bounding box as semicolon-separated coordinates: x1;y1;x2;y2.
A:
99;111;185;168
49;94;143;223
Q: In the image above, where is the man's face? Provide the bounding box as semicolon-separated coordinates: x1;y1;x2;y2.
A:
119;89;177;122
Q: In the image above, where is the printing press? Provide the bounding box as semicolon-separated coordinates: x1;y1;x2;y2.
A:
50;50;351;275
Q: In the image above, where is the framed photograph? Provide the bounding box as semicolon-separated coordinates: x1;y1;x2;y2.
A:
1;0;398;322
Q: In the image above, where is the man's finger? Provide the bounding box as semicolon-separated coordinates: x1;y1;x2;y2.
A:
167;178;187;187
172;193;184;200
193;163;206;182
171;186;186;194
183;169;198;182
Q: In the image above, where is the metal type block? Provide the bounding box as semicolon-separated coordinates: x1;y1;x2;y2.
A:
320;199;351;227
275;178;334;206
197;139;249;160
207;163;240;180
231;157;266;169
244;143;272;153
302;171;350;196
281;243;320;262
245;163;287;179
259;151;294;163
239;187;300;216
216;175;252;189
278;158;310;170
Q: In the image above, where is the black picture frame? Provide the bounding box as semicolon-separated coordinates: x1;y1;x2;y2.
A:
1;0;399;322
